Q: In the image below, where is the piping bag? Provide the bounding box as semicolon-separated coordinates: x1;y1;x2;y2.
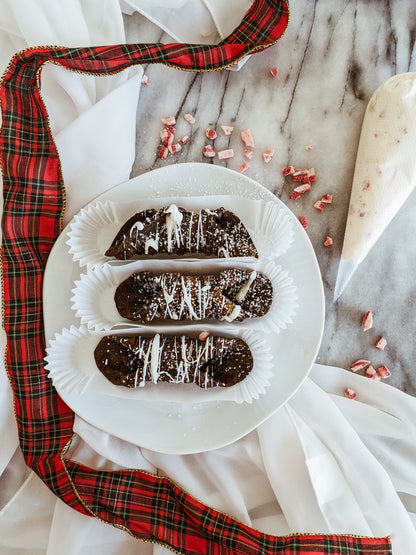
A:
334;73;416;300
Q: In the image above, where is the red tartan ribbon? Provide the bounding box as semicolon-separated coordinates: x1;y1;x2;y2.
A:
0;1;391;553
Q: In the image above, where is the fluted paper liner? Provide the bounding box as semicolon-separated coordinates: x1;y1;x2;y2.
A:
45;325;273;404
70;259;297;334
335;72;416;299
66;195;294;268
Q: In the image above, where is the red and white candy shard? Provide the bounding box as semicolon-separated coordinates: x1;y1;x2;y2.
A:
168;143;182;154
322;194;332;203
365;365;378;378
305;144;313;151
377;364;391;378
350;359;370;372
161;116;176;126
324;236;333;246
344;388;357;399
289;191;300;200
160;128;174;146
298;216;308;229
243;149;253;160
307;168;316;182
241;129;255;148
294;183;311;194
293;169;308;177
141;74;149;85
262;148;275;163
221;125;234;135
181;135;190;145
362;311;373;331
203;145;216;158
238;161;250;173
184;113;195;124
205;128;217;140
282;166;295;176
270;67;279;77
375;336;387;350
198;331;210;341
314;200;325;211
218;149;234;160
159;145;169;159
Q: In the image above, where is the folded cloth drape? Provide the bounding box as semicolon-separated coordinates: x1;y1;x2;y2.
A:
0;0;408;553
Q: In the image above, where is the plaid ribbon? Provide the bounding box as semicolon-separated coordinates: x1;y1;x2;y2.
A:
0;1;392;553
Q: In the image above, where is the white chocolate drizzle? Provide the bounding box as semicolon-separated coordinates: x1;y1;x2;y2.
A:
235;271;257;302
119;335;220;388
131;269;260;322
150;333;161;383
165;204;183;252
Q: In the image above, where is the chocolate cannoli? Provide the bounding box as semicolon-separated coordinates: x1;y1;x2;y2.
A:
94;334;253;389
105;204;258;260
114;268;273;323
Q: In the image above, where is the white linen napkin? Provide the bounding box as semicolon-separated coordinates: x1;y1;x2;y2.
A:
1;3;416;555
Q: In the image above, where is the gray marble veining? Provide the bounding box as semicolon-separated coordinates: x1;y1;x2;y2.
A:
124;1;416;395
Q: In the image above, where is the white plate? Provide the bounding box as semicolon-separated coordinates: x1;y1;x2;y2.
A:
43;163;325;454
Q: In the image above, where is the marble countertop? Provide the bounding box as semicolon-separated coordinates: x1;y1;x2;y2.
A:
124;1;416;396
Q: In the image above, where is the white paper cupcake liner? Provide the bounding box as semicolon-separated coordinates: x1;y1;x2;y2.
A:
66;195;294;269
45;325;273;404
70;258;297;334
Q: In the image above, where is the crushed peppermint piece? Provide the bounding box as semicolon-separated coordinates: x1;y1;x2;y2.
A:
301;175;311;184
205;128;217;140
141;74;149;85
305;144;313;151
377;364;391;378
289;191;300;200
323;236;333;246
365;365;378;379
198;331;210;341
181;135;191;145
270;67;279;77
244;149;254;160
202;145;216;158
262;148;275;163
159;145;169;159
241;129;255;148
161;116;176;126
218;148;234;160
160;128;175;146
221;125;234;135
350;359;370;372
307;168;316;182
292;169;308;177
362;311;373;331
322;194;332;203
344;388;357;400
238;161;250;173
294;183;311;194
184;113;195;124
314;200;325;211
298;216;308;229
375;336;387;351
168;143;182;154
282;166;295;176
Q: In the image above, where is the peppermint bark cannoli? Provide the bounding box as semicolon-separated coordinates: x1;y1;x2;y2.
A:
114;268;272;323
105;204;258;259
94;334;253;389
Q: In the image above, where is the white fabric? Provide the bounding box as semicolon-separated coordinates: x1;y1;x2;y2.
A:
0;2;416;555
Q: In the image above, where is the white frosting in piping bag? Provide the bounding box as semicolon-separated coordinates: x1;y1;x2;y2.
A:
335;72;416;300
